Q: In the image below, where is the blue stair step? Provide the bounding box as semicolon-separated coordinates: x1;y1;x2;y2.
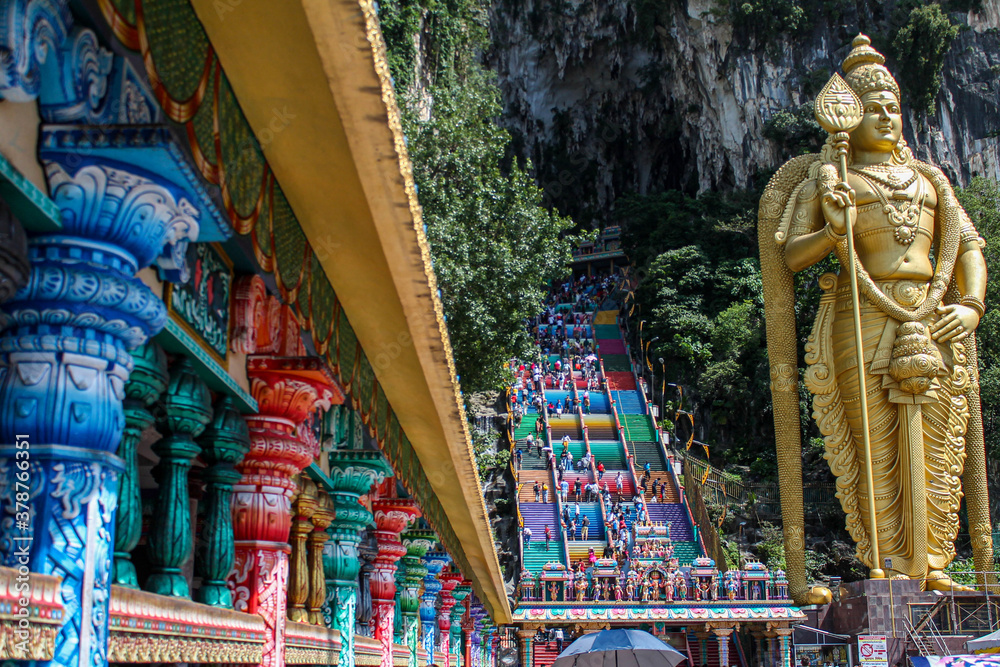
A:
611;390;644;415
561;503;605;541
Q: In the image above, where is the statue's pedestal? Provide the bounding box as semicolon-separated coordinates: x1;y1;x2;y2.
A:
830;579;922;636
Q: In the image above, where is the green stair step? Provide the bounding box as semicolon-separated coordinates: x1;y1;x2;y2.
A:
594;325;620;340
600;354;632;372
673;541;702;565
588;441;626;468
622;415;656;441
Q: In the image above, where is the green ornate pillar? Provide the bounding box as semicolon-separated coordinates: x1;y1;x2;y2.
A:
399;530;434;667
450;582;471;667
194;396;250;607
145;357;213;597
113;342;168;588
326;450;392;667
696;632;710;667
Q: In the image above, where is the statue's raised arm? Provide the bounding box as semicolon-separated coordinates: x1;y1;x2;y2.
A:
759;34;991;604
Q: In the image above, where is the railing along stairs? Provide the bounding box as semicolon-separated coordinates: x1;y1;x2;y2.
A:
902;597;950;657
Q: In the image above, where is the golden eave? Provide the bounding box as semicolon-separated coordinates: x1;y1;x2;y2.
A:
187;0;510;623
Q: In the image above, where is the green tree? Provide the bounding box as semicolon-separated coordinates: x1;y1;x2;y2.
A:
891;3;960;115
763;103;826;158
378;0;578;395
620;189;775;467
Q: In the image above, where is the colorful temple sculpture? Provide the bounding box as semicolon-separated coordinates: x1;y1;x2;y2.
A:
510;286;804;667
0;0;510;666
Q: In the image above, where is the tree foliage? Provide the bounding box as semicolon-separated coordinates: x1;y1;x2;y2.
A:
763;102;826;158
378;0;577;395
891;3;960;115
618;189;777;467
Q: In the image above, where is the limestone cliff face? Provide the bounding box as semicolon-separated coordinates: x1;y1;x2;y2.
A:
487;0;1000;221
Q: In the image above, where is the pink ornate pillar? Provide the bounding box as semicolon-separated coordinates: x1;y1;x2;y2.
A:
439;570;462;666
228;278;342;667
372;498;420;667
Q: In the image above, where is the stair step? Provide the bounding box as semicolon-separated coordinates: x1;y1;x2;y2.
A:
561;504;604;541
589;441;626;468
610;390;645;415
622;414;657;441
600;353;632;372
548;417;582;439
688;630;739;667
580;393;610;414
645;503;695;542
594;324;620;339
567;540;607;564
597;338;626;354
605;371;637;391
553;440;587;460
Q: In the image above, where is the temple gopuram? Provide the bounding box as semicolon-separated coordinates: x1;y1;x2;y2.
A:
0;1;509;666
510;285;806;667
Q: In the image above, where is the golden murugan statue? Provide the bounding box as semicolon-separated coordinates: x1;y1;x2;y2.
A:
760;35;992;604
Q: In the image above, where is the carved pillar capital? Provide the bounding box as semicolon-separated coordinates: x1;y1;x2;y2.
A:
0;0;71;102
0;152;204;667
232;333;342;667
307;489;334;625
421;551;450;660
324;448;391;665
145;356;213;598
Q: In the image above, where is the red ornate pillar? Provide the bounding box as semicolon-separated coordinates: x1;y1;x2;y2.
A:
228;277;343;667
462;595;475;667
372;498;420;667
439;570;462;667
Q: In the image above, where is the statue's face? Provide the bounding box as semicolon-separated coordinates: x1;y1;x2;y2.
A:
851;90;902;153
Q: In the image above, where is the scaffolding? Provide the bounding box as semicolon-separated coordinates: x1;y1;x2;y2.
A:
893;573;1000;656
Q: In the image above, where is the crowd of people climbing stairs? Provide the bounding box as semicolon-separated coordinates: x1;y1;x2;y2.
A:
509;270;698;585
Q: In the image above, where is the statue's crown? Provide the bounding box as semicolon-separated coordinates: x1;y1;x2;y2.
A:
842;33;899;98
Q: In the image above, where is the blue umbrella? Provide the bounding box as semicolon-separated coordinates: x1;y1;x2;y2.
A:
554;629;688;667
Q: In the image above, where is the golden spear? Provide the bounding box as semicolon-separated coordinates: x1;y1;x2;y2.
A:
814;73;885;579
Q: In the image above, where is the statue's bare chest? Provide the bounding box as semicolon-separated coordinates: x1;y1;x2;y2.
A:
849;168;938;247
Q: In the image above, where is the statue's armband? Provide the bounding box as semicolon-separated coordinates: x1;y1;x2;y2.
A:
959;214;986;254
787;180;823;240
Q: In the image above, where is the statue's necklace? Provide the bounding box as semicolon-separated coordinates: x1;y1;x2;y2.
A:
853;164;919;192
850;167;925;245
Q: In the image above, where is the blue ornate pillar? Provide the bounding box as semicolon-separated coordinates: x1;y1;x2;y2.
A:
483;624;495;667
0;159;198;667
421;551;449;659
470;607;483;667
776;628;793;667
